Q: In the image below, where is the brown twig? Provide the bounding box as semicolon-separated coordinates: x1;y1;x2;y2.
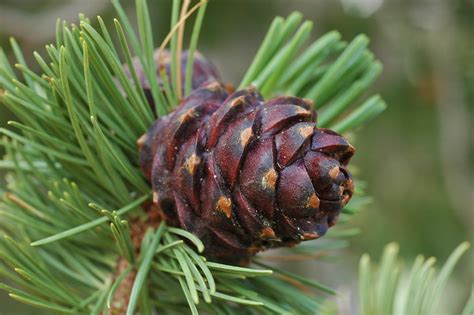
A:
156;1;207;67
109;202;163;314
275;274;314;295
175;0;191;100
4;192;46;219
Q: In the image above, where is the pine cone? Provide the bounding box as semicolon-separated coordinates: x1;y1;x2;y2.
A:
124;49;220;110
138;81;355;264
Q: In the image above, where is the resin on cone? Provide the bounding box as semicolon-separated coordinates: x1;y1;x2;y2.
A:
138;76;355;264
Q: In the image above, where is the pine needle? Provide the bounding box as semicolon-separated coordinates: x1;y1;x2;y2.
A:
30;194;150;246
126;223;166;315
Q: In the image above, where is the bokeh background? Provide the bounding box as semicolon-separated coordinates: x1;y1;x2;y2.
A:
1;0;472;314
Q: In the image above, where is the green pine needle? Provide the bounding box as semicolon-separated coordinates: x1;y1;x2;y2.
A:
358;242;470;315
332;95;387;133
184;1;208;96
107;265;132;308
30;194;150;246
462;289;474;315
127;223;166;315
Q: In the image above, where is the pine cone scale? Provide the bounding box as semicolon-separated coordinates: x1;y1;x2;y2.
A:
259;104;313;134
275;121;315;167
214;112;256;187
277;159;319;218
173;134;202;212
240;137;277;222
205;89;262;148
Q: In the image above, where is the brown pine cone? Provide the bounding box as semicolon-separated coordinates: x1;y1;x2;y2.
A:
138;81;355;264
123;49;220;110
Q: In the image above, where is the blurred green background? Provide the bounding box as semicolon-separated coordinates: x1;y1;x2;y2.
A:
1;0;472;314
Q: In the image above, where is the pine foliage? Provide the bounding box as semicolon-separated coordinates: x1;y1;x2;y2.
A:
0;0;469;314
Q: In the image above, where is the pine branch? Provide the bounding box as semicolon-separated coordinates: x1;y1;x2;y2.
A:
0;0;426;314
